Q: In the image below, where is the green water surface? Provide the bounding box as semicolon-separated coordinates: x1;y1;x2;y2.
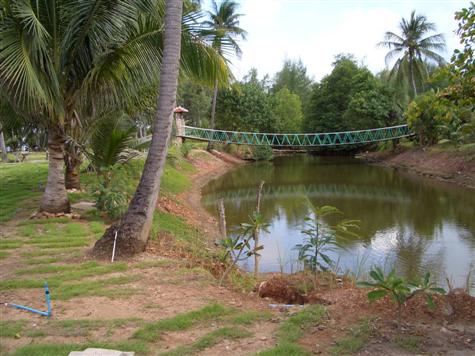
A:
202;155;475;291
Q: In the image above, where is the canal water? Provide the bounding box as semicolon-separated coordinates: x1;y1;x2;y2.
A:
201;155;475;292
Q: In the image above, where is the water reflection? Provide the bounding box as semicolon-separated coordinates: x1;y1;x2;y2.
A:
202;155;475;292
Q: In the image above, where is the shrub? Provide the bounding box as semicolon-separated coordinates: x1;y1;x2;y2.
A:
251;145;273;161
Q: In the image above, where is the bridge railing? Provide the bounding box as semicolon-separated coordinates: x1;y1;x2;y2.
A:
181;125;412;147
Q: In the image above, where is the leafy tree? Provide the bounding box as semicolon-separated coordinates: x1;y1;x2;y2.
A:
450;2;475;105
216;70;275;132
0;0;228;213
378;10;446;98
305;55;394;134
273;88;303;133
94;0;186;256
272;59;313;109
201;0;246;148
177;78;212;127
406;92;445;145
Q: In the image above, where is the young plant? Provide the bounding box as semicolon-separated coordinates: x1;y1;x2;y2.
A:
358;267;446;325
295;202;359;280
219;211;269;285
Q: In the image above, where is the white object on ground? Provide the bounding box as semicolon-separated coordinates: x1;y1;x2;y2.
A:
68;348;134;356
111;230;118;263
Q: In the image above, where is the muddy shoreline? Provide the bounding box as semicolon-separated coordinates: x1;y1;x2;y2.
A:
357;148;475;190
170;149;246;242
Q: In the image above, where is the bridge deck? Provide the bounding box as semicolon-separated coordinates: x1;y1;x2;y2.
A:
180;125;412;147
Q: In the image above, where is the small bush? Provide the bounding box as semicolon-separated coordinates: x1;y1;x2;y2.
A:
251;145;273;161
180;142;193;158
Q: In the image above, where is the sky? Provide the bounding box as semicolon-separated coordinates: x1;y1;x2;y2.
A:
204;0;469;82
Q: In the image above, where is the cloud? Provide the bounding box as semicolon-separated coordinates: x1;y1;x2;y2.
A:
228;0;465;81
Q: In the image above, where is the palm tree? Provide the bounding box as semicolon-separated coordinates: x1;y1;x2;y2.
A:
379;11;446;99
202;0;246;150
0;0;228;213
93;0;184;256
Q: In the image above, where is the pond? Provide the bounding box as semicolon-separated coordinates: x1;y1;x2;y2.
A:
201;155;475;293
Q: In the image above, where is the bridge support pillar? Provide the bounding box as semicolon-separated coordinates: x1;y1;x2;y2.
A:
174;106;188;146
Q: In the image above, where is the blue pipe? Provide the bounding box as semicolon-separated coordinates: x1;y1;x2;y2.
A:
7;282;52;317
44;282;52;317
8;303;49;316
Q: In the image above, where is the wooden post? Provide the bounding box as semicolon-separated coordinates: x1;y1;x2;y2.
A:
254;180;265;277
217;198;227;240
174;106;188;146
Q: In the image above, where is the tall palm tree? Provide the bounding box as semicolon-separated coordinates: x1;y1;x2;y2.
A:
0;0;228;213
202;0;246;150
93;0;184;257
379;11;446;99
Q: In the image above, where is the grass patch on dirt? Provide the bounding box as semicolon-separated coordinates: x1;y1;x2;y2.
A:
0;274;140;300
229;310;273;325
258;342;310;356
15;261;127;276
330;317;376;355
160;327;252;356
0;320;26;337
0;162;48;222
0;251;9;259
394;335;422;353
11;341;148;356
258;305;326;356
133;303;234;342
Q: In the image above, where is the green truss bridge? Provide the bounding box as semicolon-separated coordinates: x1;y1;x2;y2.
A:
178;124;412;147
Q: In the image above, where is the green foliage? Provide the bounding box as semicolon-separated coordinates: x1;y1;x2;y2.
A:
219;211;270;284
272;87;303;132
93;162;142;219
305;55;396;135
378;10;446;99
180;142;193;158
358;268;446;313
295;203;359;273
272;59;313;109
251;145;274;161
406;91;474;146
216;75;275;132
88;115;138;173
177;78;212;127
450;3;475;106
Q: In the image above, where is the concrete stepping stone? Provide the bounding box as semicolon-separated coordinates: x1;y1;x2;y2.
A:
68;348;134;356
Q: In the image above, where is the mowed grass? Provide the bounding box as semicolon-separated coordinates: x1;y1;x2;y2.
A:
160;327;252;356
0;162;48;222
133;303;234;342
330;317;376;355
258;304;326;356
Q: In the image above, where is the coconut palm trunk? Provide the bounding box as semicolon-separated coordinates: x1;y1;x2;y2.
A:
64;152;82;190
0;127;7;162
93;0;184;257
207;79;218;151
40;125;71;213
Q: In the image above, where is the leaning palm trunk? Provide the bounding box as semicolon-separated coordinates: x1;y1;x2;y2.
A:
93;0;184;257
40;126;71;213
207;79;219;151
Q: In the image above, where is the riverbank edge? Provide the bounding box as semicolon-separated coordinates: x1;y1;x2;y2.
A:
171;148;246;243
357;147;475;190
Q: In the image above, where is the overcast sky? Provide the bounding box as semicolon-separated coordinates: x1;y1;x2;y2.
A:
203;0;469;82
